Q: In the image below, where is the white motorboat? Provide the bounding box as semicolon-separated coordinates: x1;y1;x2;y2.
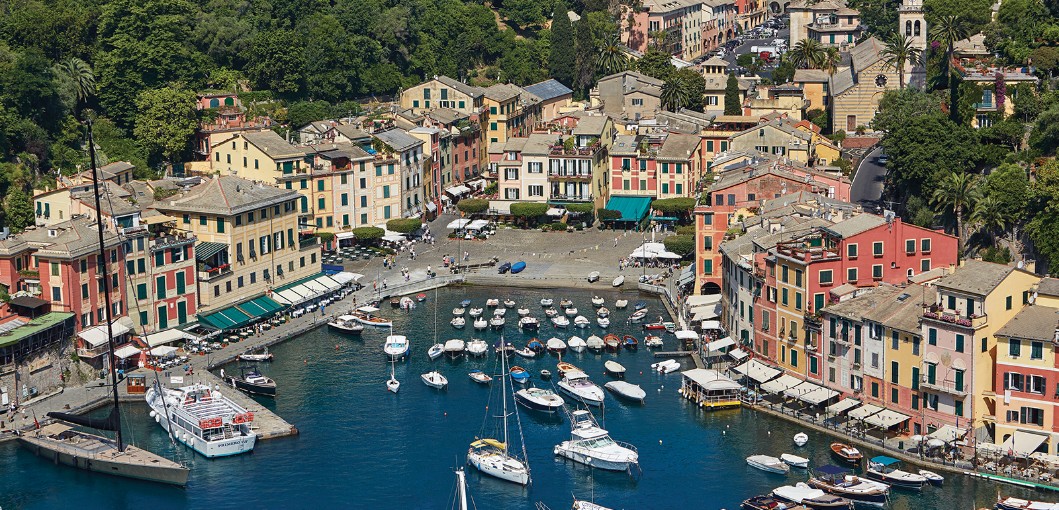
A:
596;307;610;318
614;299;629;309
573;315;590;328
453;307;466;316
612;275;625;287
591;296;605;307
145;383;256;458
866;456;927;490
328;315;365;335
468;370;492;384
473;317;488;330
794;432;809;447
486;298;500;307
428;343;445;360
421;371;448;389
604;381;646;403
808;466;890;505
996;497;1059;510
387;359;400;393
554;410;638;471
586;335;604;352
540;298;554;307
651;359;681;374
597;316;610;328
546;337;567;353
556;368;605;406
519;316;540;330
444;339;466;358
544;307;559;318
918;469;944;486
517;308;530;317
514;347;537;359
383;334;410;359
469;307;483;317
565;307;579;317
514;387;565;412
644;335;663;348
604;360;626;378
772;483;852;508
628;309;648;322
354;306;392;328
466;339;488;357
468;337;531;486
451;317;466;329
574;500;612;510
493;307;508;317
748;455;790;474
551;316;570;328
587;271;600;283
567;336;587;353
781;453;810;468
238;347;274;362
503;299;516;308
489;316;506;329
559;298;573;308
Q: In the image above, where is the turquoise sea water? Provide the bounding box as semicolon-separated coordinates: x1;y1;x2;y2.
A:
0;287;1048;509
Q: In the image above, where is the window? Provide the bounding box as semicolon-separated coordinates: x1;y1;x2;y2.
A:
955;334;965;353
873;241;883;256
872;264;883;279
1021;406;1045;426
891;387;899;404
926;362;937;384
794;269;802;287
1031;341;1043;360
1006;295;1013;310
1029;375;1046;394
781;288;788;306
819;269;833;285
631;98;644;106
199;215;207;226
847;244;858;258
891;331;899;350
905;239;916;254
809;356;818;375
870;381;879;398
790;349;798;368
911;366;920;390
136;283;146;300
847;268;858;282
1004;372;1024;391
82;283;89;299
928;328;937;345
156;276;166;299
1009;339;1021;357
216;217;225;233
954;369;964;392
921;238;931;253
954;400;963;417
781;265;789;283
795;292;802;311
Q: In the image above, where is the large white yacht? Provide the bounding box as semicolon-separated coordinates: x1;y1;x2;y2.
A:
145;382;256;458
554;410;638;471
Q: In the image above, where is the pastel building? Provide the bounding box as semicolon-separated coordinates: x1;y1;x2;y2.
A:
609;133;702;199
993;304;1059;455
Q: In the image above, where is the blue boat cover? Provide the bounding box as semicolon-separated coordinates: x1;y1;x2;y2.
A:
870;456;900;465
816;465;851;475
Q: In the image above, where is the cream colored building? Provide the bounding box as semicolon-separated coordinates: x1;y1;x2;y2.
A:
211;130;309;182
831;37;901;132
153;176;316;311
399;75;484;115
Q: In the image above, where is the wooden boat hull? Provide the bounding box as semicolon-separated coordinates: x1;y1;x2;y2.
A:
19;431;190;486
807;478;888;505
829;443;862;465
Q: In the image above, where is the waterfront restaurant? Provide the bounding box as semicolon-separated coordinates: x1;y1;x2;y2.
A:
679;368;742;409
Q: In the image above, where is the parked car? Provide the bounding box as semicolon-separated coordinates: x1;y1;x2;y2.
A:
877;153;889;165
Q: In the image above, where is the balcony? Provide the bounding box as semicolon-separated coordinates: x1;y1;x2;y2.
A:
548;171;593;180
920;379;967;397
150;233;196;252
922;310;988;329
299;236;320;250
549;142;604;158
197;264;232;282
973;101;997;112
549;193;594;202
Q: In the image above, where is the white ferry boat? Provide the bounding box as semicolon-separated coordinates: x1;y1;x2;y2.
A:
145;382;257;458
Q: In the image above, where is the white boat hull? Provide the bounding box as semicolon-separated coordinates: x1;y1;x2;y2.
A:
554;444;635;471
467;451;530;485
557;381;605;406
145;387;256;458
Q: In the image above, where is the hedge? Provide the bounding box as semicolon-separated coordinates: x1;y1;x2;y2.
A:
652;197;696;215
457;198;489;214
351;226;384;241
510;202;549;218
386;218;423;234
566;203;594;214
663;235;695;256
676;225;696;236
597;208;622;221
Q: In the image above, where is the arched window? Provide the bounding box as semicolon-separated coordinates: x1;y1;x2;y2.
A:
905;20;912;36
209;98;220;108
914;20;921;36
224;97;235;106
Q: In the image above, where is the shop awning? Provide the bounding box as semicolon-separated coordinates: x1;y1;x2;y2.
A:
426;202;438;213
728;348;749;361
445;185;470;196
113;344;142;359
1003;430;1050;456
198;306;254;331
239;295;286;317
604;196;651;222
331;272;362;285
316;275;343;291
447;219;471;229
927;425;967;443
467;219;490;231
78;322;131;348
678;263;696;286
705;336;735;353
195;241;228;261
760;374;803;394
143;328;197;348
149;345;179;357
382;234;406;243
303;279;329;294
732;359;782;384
784;381;838;405
691;305;721;322
826;397;861;415
847;403;885;421
674;330;699;340
335;231;356;240
864;409;910;429
686;294;722;308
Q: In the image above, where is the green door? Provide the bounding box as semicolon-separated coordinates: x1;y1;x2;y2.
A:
157;305;168;330
176;271;186;294
177;301;188;325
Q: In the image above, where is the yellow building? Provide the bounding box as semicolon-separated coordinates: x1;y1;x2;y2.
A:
482;83;541;151
153;175;316;311
398;75;484;115
831;37;900;132
211;131;308;182
774;257;810;377
793;69;831;112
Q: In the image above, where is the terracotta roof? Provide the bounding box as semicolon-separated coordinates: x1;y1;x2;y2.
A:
841;137;881;149
0;217;122;258
823;214;887;238
242;131;306;160
657;133;700;160
435;75;484;99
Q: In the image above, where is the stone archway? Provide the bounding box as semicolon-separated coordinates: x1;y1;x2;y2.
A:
770;1;781;13
701;282;722;295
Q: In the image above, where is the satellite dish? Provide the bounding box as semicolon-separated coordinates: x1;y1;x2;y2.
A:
1017;260;1025;269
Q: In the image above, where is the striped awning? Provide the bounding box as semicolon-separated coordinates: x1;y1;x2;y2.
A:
195;241;228;261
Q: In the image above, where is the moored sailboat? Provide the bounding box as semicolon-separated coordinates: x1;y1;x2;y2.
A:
467;335;531;485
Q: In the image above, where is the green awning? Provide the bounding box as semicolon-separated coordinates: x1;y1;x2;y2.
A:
198;305;253;331
239;296;286;317
648;216;679;221
605;196;652;222
195;241;229;261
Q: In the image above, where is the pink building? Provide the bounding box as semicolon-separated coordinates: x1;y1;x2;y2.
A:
610;133;702;199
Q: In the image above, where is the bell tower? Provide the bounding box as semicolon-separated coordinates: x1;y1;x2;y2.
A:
899;0;927;51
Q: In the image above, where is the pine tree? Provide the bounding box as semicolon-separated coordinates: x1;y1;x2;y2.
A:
573;18;596;96
724;73;741;115
548;0;575;87
5;188;35;232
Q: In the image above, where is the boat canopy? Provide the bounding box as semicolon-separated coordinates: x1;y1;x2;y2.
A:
470;438;506;450
869;456;901;466
337;315;357;321
731;359;782;384
760;374;803;394
358;306;380;313
1002;430;1050;457
863;408;910;429
825;397;861;415
815;464;851;475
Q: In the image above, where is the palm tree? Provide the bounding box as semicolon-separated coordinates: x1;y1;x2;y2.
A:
661;73;694;111
788;38;826;69
931;171;980;257
971;195;1007;243
881;33;922;88
597;35;628;75
57;57;96;103
930;15;967;118
821;47;841;77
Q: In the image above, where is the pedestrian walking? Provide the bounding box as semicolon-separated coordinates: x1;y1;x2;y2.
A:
614;236;619;247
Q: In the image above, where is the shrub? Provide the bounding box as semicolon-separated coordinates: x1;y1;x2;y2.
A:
663;235;695;255
652;197;696;215
597;208;622;221
457;199;489;214
317;232;335;242
547;222;568;231
676;225;696;235
566;203;594;214
510;202;549;218
386;218;423;234
351;226;384;241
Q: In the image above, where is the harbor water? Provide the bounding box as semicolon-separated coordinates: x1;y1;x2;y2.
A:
0;287;1046;509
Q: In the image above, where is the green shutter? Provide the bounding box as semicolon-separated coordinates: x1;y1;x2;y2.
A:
156;276;166;299
176;271;186;294
911;367;919;390
954;370;964;392
155;251;165;266
158;305;168;329
137;284;147;300
177;301;188;324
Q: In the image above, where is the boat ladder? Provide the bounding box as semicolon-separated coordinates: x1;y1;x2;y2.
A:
223;424;234;439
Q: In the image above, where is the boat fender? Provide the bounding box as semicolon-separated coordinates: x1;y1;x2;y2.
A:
155;415;161;423
149;411;156;419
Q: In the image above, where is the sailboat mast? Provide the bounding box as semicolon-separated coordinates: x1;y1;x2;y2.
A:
86;120;124;452
456;468;468;510
499;335;508;455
